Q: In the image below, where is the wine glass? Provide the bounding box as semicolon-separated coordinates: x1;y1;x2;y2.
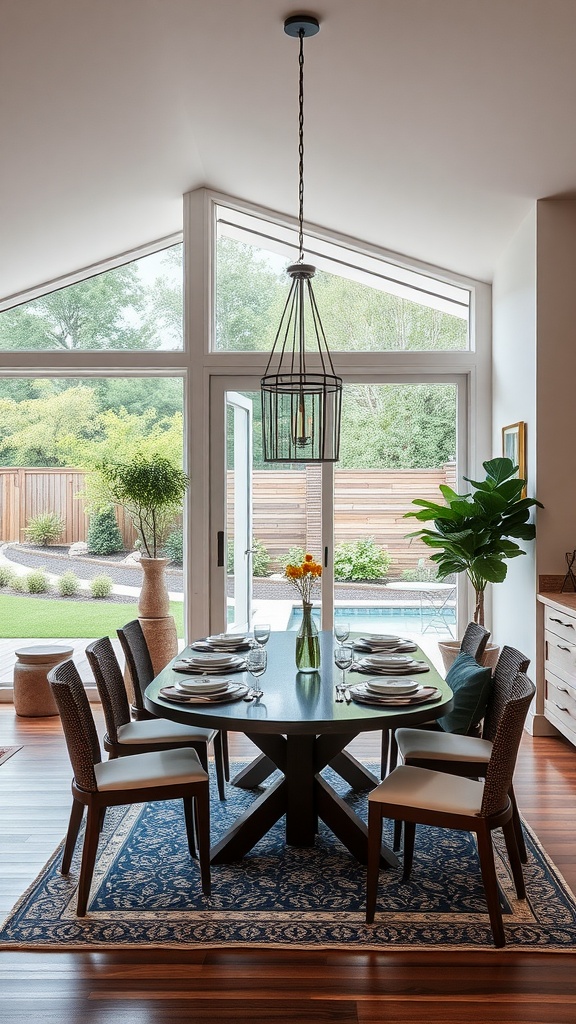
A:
246;646;267;698
334;645;353;689
253;623;271;647
334;620;350;644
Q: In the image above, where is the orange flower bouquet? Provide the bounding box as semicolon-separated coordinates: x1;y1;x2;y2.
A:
284;553;322;672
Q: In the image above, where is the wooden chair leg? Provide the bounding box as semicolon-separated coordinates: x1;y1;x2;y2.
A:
213;732;227;801
193;787;211;897
502;819;526;899
77;805;102;917
366;802;383;923
389;731;398;773
476;825;505;948
380;729;390;779
183;796;197;858
221;731;230;782
61;798;84;874
509;784;527;863
393;818;403;851
402;820;416;882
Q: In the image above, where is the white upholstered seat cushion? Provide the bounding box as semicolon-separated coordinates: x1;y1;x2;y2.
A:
396;727;492;764
368;764;484;816
116;719;216;745
94;747;208;791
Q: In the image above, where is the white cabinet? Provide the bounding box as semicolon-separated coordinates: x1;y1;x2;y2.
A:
544;603;576;746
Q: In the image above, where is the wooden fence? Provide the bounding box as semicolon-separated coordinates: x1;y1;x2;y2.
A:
1;464;455;577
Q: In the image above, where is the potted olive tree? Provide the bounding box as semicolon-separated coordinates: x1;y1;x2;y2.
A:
405;457;542;670
98;454;188;670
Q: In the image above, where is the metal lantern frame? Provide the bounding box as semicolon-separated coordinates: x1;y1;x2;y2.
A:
261;14;342;463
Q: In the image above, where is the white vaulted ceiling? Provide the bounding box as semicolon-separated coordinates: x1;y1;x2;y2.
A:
2;0;576;300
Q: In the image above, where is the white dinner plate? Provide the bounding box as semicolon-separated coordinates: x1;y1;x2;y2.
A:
365;678;420;695
206;634;250;645
360;634;402;644
362;653;414;667
182;653;242;667
175;677;233;694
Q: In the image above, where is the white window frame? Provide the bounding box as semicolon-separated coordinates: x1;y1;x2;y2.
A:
0;187;491;645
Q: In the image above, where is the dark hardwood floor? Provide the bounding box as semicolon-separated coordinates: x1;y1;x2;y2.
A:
1;704;576;1023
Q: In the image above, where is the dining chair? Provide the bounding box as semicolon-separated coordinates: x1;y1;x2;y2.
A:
380;621;491;778
48;658;211;916
393;644;530;859
117;619;230;792
366;672;535;947
86;636;228;801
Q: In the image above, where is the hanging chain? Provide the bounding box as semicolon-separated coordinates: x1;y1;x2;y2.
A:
298;29;305;262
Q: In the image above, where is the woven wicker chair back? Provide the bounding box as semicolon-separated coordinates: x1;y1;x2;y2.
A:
116;620;155;713
86;637;131;744
482;645;530;742
48;659;102;792
480;672;535;818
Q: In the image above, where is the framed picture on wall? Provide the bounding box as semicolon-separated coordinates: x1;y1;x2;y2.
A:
502;421;526;496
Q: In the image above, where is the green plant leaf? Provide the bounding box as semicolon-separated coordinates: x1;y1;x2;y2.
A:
471;555;508;583
483;457;518;484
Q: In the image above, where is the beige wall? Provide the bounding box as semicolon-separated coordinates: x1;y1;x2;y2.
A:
492;207;537;672
492;198;576;733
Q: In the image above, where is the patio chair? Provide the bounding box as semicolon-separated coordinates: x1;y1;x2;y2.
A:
117;618;231;796
366;672;535;947
86;636;228;801
381;621;491;778
48;658;211;916
393;644;531;859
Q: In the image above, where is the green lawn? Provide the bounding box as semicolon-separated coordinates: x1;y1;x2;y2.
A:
1;594;184;638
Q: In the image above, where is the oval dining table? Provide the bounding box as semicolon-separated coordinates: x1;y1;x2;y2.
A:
145;630;453;866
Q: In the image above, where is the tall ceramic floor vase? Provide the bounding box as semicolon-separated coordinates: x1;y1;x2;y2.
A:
438;639;500;674
138;556;178;674
295;601;321;673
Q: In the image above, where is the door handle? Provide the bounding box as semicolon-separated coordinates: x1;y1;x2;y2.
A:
217;531;224;567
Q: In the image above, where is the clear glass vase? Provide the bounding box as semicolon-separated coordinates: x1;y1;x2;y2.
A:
295;601;320;673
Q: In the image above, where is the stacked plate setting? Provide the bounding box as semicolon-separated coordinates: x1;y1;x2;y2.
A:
353;650;429;676
174;651;246;674
192;633;251;653
348;678;441;705
353;633;417;654
160;676;249;702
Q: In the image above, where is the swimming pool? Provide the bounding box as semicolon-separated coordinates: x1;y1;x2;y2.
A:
288;605;456;637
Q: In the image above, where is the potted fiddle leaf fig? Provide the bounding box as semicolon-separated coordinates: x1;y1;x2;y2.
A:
405;457;542;668
98;453;188;671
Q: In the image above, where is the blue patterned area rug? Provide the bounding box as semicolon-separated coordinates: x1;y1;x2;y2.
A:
1;763;575;952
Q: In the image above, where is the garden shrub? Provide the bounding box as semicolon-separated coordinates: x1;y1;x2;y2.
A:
58;571;80;597
164;528;183;565
333;537;392;582
279;546;306;570
252;538;271;577
0;565;15;588
24;511;65;546
10;575;27;593
87;507;124;556
90;574;113;599
26;570;50;593
400;558;438;583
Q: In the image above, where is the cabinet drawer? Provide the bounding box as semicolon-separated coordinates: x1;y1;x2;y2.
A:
545;606;576;644
545;630;576;677
545;677;576;742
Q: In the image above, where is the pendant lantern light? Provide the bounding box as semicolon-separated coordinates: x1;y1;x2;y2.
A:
261;14;342;463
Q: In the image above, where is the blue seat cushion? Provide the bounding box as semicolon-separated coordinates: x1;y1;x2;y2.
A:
437;651;493;735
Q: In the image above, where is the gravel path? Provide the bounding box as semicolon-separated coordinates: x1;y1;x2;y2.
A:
3;545;436;603
3;545;184;591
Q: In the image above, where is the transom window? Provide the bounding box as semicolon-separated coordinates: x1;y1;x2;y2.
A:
215;205;469;354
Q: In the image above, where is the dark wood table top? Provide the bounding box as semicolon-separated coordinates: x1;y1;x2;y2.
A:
145;630;453;735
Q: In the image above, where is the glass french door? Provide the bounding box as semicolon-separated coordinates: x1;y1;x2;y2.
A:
209;376;466;639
